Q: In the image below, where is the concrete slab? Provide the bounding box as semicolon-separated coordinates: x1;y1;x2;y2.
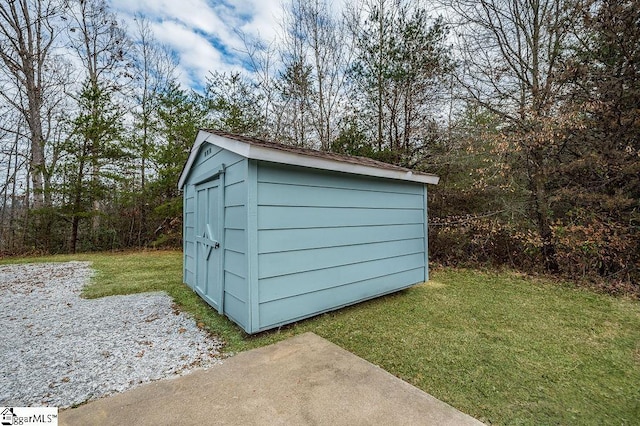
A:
60;332;483;425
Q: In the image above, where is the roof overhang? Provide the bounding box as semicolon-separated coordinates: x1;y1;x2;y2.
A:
178;130;440;189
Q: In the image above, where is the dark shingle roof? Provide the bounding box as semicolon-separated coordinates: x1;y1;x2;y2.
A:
179;129;439;188
204;130;438;180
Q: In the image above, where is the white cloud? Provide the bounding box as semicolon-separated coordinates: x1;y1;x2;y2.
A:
148;19;242;88
109;0;348;90
237;0;283;43
110;0;271;89
111;0;220;32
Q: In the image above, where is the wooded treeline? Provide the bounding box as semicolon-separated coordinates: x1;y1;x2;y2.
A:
1;0;638;293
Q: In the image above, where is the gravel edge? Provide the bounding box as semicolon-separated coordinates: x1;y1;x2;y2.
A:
0;261;225;408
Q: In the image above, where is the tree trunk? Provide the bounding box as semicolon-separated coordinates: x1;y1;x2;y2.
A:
0;0;56;212
376;0;384;151
530;151;559;272
70;150;87;253
27;115;46;210
70;215;79;254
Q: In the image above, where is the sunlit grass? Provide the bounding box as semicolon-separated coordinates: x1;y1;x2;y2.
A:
3;251;639;424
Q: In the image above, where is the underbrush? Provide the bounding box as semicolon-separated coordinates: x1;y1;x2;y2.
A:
429;217;639;298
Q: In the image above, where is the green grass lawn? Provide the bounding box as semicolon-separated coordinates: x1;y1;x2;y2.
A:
3;250;639;425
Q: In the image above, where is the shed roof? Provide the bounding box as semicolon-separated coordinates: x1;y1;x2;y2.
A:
178;130;440;189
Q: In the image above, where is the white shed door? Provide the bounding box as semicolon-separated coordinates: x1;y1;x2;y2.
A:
195;179;222;311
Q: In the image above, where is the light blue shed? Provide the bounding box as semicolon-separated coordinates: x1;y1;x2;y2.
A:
178;130;439;334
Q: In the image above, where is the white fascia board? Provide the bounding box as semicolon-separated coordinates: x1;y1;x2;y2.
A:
208;133;252;157
247;144;440;185
177;131;210;189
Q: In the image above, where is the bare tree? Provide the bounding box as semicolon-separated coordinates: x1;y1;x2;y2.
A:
277;0;352;149
0;0;62;209
238;31;278;140
131;14;175;191
276;0;314;146
65;0;128;89
300;0;351;150
0;116;23;252
447;0;581;271
64;0;130;238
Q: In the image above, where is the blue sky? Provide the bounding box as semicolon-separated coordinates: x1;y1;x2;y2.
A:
109;0;285;89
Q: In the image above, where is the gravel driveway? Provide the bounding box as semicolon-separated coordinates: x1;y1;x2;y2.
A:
0;261;224;408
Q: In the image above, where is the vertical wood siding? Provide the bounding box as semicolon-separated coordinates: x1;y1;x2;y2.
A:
255;163;427;330
183;144;249;328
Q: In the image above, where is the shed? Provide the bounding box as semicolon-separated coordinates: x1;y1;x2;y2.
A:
178;130;439;334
